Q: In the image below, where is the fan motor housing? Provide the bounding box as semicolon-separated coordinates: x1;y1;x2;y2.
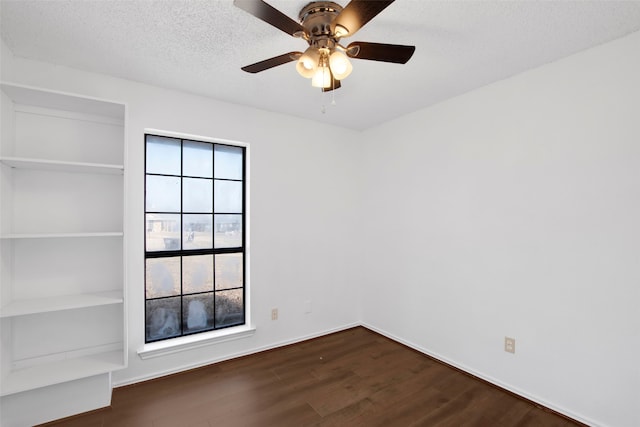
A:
298;1;343;39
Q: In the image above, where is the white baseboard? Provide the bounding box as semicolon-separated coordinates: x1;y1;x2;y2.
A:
114;322;360;388
360;322;599;427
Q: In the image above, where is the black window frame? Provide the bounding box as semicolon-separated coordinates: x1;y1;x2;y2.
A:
144;133;246;343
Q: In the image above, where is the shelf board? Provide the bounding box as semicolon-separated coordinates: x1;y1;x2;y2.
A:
0;291;123;318
0;350;124;396
0;232;123;239
1;82;125;120
0;157;124;174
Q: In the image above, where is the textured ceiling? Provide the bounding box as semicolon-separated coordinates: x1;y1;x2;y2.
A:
2;0;640;130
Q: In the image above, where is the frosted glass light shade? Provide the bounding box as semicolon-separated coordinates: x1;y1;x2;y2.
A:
329;50;352;80
311;67;332;88
296;48;320;78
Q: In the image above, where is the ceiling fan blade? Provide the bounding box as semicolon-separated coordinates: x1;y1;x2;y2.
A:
346;42;415;64
234;0;305;37
241;52;302;73
331;0;395;38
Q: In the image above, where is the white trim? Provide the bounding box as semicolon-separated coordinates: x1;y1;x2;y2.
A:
360;322;600;427
137;325;257;360
144;128;249;148
121;102;130;371
118;322;359;387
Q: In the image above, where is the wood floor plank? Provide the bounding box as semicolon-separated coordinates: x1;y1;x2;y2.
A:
311;398;377;426
40;327;586;427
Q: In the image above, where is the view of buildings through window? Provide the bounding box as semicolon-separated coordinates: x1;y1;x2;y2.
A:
144;134;246;343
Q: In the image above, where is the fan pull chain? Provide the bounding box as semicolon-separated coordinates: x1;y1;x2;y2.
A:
330;76;336;105
320;79;338;113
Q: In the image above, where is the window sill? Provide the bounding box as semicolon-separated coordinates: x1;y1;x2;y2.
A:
137;325;256;360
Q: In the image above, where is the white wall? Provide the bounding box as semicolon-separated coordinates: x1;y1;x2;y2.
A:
0;41;362;424
360;31;640;427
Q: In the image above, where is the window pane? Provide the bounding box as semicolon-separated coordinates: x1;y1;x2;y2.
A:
183;255;213;294
215;145;243;180
146;297;181;341
146;214;181;251
214;214;242;248
183;140;213;178
183;214;213;250
145;135;246;343
147;175;181;212
215;289;244;327
183;293;214;334
146;257;181;298
214;180;242;213
146;135;181;175
215;253;243;290
183;178;213;213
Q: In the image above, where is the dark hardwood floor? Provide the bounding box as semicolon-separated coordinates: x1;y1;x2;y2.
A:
42;327;585;427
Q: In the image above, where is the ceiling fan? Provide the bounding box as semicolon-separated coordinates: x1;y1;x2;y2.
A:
233;0;416;91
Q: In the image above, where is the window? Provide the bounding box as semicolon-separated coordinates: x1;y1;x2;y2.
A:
144;134;246;343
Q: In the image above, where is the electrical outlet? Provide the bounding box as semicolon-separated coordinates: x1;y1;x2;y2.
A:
271;308;278;320
505;337;515;354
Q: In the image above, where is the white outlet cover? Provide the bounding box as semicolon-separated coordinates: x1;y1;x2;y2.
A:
505;337;516;353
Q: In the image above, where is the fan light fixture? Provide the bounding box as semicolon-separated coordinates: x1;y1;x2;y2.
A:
329;50;352;79
297;46;352;88
234;0;416;92
295;47;320;78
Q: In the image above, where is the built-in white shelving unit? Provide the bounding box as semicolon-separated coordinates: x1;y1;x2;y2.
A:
0;82;127;396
